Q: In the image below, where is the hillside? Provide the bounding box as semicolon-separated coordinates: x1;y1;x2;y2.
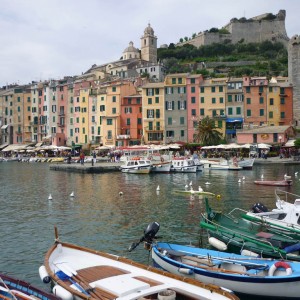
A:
158;40;288;78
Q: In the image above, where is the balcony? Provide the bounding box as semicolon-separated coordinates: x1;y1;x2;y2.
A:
57;123;65;127
59;112;65;116
15;131;22;135
213;114;227;120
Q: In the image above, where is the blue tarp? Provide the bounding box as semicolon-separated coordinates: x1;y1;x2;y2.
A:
226;118;243;123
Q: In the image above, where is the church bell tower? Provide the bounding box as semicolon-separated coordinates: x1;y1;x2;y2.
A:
140;23;157;63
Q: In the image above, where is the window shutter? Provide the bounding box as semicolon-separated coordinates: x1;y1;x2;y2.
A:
184;101;187;109
172;101;174;110
178;101;180;110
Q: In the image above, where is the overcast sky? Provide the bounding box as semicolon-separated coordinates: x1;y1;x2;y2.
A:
0;0;299;87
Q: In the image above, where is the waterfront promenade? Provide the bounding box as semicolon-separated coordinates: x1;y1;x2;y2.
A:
49;156;300;174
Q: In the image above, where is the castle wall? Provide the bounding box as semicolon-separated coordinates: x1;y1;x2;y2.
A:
288;35;300;127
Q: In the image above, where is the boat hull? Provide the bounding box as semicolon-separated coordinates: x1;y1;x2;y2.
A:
254;180;293;186
151;243;300;298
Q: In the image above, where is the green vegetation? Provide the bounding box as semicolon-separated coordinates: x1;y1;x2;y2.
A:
158;40;288;77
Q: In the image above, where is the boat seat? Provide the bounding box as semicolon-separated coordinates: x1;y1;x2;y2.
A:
182;256;221;267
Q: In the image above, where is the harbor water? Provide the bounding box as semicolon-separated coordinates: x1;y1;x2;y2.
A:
1;161;300;299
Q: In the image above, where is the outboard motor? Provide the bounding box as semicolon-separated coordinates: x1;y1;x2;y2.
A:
252;203;268;213
128;222;160;252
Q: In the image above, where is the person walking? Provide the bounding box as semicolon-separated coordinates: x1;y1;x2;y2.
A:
92;151;96;166
80;151;85;165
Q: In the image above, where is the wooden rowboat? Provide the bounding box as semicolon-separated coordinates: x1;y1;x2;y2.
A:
254;180;292;186
41;228;238;300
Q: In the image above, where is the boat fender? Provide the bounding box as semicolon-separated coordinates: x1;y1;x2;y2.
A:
178;268;194;275
208;237;227;251
284;242;300;254
39;265;51;284
241;249;259;257
268;261;292;276
53;285;74;300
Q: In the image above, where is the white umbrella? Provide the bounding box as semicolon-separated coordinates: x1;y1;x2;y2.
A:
58;146;72;150
258;143;271;149
240;143;251;149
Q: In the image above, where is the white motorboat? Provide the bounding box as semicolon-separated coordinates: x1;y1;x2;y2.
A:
171;158;197;173
40;228;238;300
120;157;151;174
209;160;242;171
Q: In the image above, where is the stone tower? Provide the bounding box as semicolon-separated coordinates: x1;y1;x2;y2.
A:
288;35;300;127
140;23;157;63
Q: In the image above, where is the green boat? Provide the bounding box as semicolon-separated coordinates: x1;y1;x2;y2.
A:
200;198;300;261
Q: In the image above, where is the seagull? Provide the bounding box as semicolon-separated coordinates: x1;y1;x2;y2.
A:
185;184;189;190
156;185;160;191
295;172;298;176
205;182;211;185
119;191;123;196
242;176;245;181
189;181;193;186
70;191;74;197
48;194;52;200
238;179;241;183
261;174;264;179
198;186;203;192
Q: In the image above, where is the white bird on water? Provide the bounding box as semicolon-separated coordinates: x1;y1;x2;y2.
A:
242;176;245;181
189;181;193;186
261;174;264;179
185;184;189;190
238;179;242;183
198;186;203;192
205;182;211;185
48;194;52;200
295;172;298;176
156;185;160;191
70;191;74;197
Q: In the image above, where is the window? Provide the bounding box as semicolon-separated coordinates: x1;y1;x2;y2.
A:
82;117;85;123
112;108;116;114
137;118;142;125
191;86;195;93
246;87;250;93
147;89;153;96
112;86;116;92
191;109;196;116
52;105;56;113
280;87;285;94
100;105;105;112
178;101;185;110
155;88;159;95
107;130;112;139
280;98;285;104
190;78;195;84
180;117;184;125
200;87;204;93
155;109;160;118
148;98;152;104
168;117;172;125
125;107;132;114
191;97;196;104
270;98;274;105
219;86;223;92
178;78;182;84
76;117;79;123
218;121;222;128
148;122;153;130
246;98;251;104
200;108;204;116
107;119;113;125
260;109;264;116
259;97;264;104
228;107;233;115
212;98;216;104
211;87;216;93
147;109;154;118
200;97;204;103
228;95;232;102
247;109;251;117
178;87;185;94
91;116;95;122
172;78;176;84
269;87;273;92
155;97;159;103
236;107;241;114
281;112;285;119
165;87;173;94
269;111;273;118
166;101;173;110
126;118;130;125
166;131;174;138
181;130;184;137
259;86;263;93
220;97;224;103
112;96;116;102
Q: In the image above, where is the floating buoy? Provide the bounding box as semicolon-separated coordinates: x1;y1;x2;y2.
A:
119;191;123;196
208;237;227;251
216;194;221;200
48;194;52;200
39;265;50;284
70;191;74;197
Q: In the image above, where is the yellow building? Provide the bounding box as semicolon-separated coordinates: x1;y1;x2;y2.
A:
199;78;227;137
141;82;165;144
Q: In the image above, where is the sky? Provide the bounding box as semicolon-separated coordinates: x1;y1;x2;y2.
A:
0;0;299;87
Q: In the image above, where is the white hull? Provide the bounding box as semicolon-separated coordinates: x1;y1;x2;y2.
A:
43;241;237;300
151;161;171;173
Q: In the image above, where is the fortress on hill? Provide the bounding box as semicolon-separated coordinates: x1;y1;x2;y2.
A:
178;10;289;47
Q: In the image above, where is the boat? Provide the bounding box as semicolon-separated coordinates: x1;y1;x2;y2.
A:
130;222;300;299
41;227;238;300
150;160;172;173
242;189;300;237
171;158;197;173
0;272;59;300
254;178;293;186
236;158;255;170
200;198;300;261
120;157;151;174
209;160;242;171
192;159;204;172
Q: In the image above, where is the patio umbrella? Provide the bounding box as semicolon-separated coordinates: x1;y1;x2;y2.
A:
258;143;271;149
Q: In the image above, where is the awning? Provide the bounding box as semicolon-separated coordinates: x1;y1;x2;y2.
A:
226;118;243;123
1;125;8;129
284;139;295;147
42;135;52;140
0;143;8;150
35;142;43;147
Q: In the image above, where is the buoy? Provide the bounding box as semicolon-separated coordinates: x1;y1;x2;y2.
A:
178;268;194;275
268;261;292;276
216;194;221;200
48;194;52;200
70;191;74;197
119;191;123;196
241;249;259;257
156;185;160;191
208;237;227;251
52;285;73;300
39;265;51;284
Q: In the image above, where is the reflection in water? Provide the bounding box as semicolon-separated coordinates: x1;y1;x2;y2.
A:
0;161;299;299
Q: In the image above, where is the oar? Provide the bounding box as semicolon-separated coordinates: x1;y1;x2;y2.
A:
54;264;90;296
55;263;105;300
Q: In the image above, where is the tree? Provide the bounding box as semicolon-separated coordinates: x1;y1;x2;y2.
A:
194;116;223;145
294;138;300;148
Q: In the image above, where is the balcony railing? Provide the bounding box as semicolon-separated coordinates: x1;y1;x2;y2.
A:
117;135;130;139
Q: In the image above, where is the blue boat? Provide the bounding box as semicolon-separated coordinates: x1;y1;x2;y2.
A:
130;222;300;299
